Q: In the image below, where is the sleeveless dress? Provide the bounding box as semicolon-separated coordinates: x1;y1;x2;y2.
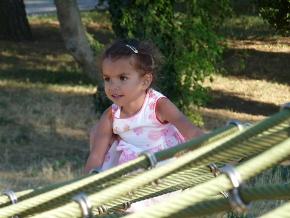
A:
100;88;185;171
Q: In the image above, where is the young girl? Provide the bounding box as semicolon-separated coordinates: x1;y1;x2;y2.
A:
85;39;203;173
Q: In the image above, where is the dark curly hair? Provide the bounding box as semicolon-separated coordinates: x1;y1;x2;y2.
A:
101;39;164;83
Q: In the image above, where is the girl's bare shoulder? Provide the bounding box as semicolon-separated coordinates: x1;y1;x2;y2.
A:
97;106;114;133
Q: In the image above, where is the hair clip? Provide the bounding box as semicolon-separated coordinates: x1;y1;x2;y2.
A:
125;44;138;54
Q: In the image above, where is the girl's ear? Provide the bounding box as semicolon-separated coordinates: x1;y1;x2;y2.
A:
143;73;153;89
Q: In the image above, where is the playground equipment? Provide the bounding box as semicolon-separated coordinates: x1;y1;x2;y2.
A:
1;103;290;218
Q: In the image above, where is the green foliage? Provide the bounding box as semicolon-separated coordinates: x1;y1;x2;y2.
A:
107;0;232;118
86;32;104;55
256;0;290;35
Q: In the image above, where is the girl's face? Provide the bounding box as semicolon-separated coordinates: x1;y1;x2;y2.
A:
102;56;152;116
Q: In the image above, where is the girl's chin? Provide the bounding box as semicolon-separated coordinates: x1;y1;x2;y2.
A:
111;100;123;107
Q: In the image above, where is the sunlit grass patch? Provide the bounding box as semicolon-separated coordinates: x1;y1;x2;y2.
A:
205;75;290;106
0;40;94;85
28;10;113;44
80;10;112;27
0;79;95;94
28;10;112;28
201;107;265;130
226;38;290;53
0;160;83;191
0;69;93;85
0;35;81;75
219;15;276;39
0;80;97;176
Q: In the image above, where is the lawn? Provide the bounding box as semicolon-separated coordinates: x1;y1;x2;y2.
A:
0;8;289;217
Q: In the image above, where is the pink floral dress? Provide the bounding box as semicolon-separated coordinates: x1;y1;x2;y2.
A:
100;88;185;171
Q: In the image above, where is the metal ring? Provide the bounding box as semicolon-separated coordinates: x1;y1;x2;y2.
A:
220;165;250;213
72;193;92;218
89;167;101;174
151;179;162;187
229;188;251;213
123;201;131;210
2;189;17;204
280;102;290;111
220;165;241;188
208;164;228;197
127;191;135;197
96;205;107;214
243;122;252;128
208;163;221;177
141;151;157;168
226;120;243;130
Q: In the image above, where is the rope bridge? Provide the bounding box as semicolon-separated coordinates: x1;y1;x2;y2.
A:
1;103;289;218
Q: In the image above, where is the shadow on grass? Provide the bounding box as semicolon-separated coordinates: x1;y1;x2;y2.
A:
0;122;88;171
219;22;275;40
30;14;114;45
0;68;95;85
206;89;280;116
0;84;94;174
223;48;290;85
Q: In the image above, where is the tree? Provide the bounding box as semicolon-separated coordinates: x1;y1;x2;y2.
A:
54;0;99;81
108;0;231;121
256;0;290;35
0;0;32;41
55;0;110;111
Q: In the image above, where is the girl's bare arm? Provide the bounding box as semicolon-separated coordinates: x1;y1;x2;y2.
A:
156;98;204;141
84;107;113;173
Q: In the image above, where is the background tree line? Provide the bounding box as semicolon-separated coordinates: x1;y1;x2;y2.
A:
0;0;288;120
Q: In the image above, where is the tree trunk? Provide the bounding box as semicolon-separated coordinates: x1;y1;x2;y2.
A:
0;0;32;41
54;0;99;81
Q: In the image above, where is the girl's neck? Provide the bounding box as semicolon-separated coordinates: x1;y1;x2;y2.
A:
120;91;147;118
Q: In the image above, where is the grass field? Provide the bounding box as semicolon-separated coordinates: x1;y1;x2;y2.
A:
0;9;289;217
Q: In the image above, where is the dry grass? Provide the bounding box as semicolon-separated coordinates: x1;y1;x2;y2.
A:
202;34;290;129
226;38;290;53
0;80;96;191
202;70;290;129
0;15;101;191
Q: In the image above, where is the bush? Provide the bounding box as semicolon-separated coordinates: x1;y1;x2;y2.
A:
106;0;231;122
256;0;290;35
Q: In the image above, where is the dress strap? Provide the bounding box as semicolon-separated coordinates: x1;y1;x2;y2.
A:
111;104;120;118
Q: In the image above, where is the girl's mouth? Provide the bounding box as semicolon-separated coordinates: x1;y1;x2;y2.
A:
111;94;124;99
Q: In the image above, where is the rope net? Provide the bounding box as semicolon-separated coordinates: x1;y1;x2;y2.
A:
0;105;289;218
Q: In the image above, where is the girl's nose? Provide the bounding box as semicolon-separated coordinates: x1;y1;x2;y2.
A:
108;80;120;92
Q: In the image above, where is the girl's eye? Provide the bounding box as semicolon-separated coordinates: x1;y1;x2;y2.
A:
120;75;128;81
103;77;110;82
